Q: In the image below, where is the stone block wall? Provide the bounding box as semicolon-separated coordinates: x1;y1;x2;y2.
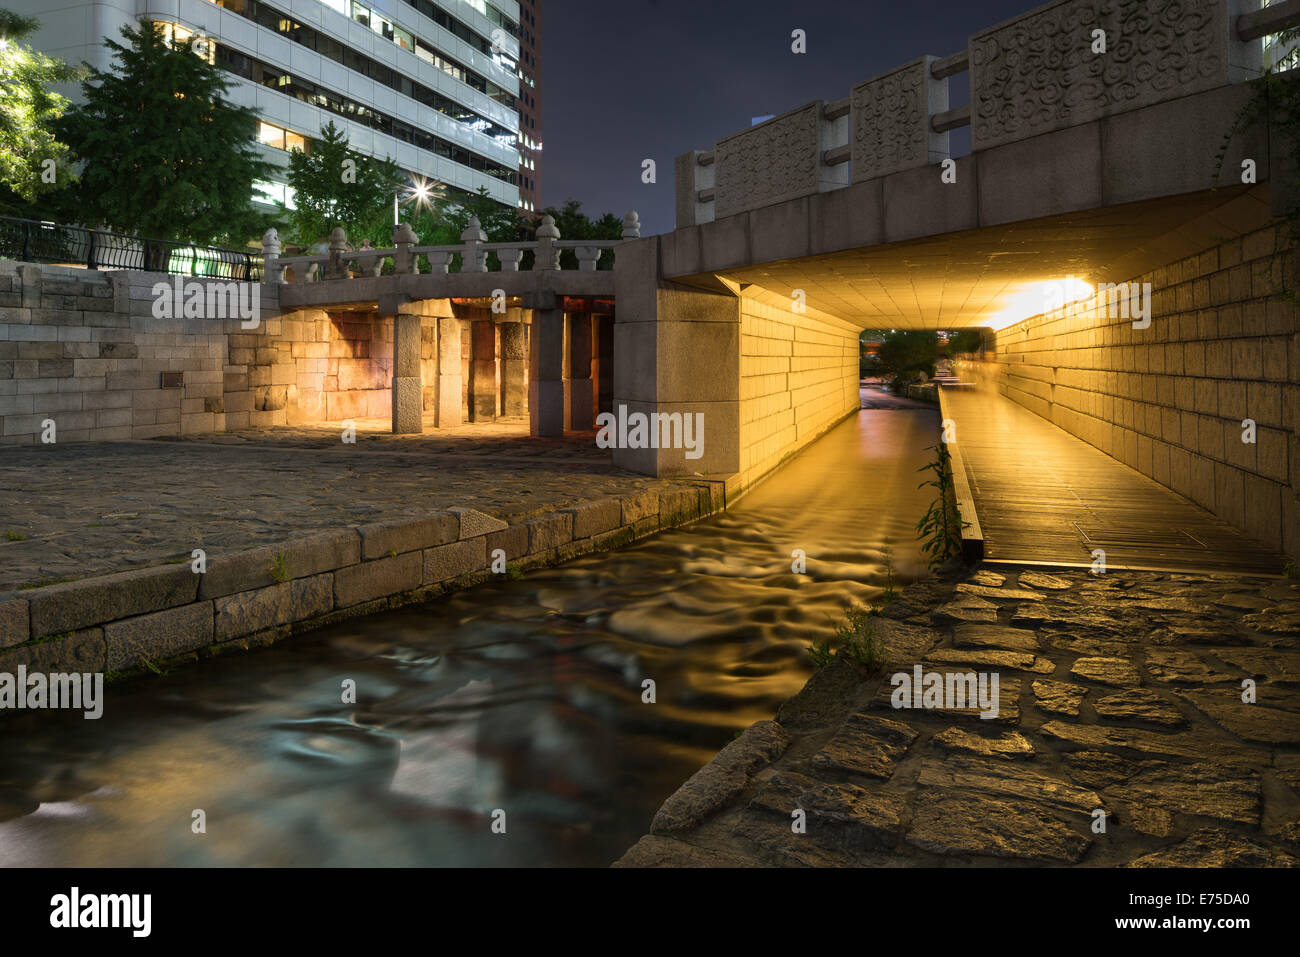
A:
986;222;1300;557
738;292;860;487
0;261;276;444
0;261;465;438
240;308;401;427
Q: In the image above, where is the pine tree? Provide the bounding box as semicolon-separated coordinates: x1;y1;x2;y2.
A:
0;10;81;213
283;120;404;249
57;21;272;245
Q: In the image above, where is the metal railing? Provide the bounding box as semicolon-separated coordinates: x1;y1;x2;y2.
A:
0;216;263;280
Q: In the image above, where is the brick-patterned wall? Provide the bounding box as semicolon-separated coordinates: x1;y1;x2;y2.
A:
988;224;1300;557
0;261;449;442
738;293;860;486
0;261;274;443
237;309;400;427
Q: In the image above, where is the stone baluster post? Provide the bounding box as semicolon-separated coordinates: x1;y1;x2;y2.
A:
535;215;561;271
574;246;603;271
325;227;349;279
461;216;488;272
426;251;454;273
393;222;418;274
621;211;641;240
261;228;282;283
497;247;524;272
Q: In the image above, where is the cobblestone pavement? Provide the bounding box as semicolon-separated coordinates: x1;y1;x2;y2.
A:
0;418;679;591
618;566;1300;867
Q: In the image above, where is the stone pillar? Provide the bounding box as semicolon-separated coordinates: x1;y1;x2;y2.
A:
468;319;498;421
566;312;595;430
612;237;740;476
529;307;565;436
435;316;462;428
499;317;528;417
392;311;423;433
593;315;614;416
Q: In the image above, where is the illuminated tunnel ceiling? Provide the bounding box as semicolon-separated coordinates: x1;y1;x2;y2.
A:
679;186;1272;331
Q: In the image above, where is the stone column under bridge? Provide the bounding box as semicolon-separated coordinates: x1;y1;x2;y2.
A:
499;309;529;417
388;297;458;434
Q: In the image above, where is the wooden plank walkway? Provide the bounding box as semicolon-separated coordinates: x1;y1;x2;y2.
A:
939;387;1285;574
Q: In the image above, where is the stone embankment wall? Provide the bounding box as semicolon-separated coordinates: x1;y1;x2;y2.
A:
0;261;263;442
980;224;1299;557
737;292;861;488
0;483;725;679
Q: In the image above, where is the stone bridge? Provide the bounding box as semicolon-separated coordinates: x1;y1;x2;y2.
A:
260;213;636;437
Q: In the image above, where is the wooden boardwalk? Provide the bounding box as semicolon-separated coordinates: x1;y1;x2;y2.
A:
940;387;1284;575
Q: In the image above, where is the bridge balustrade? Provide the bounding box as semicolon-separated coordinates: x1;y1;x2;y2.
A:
265;210;642;284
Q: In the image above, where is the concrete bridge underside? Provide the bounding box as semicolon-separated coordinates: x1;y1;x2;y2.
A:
613;85;1297;564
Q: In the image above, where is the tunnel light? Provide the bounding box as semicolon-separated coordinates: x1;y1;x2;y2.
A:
986;277;1094;331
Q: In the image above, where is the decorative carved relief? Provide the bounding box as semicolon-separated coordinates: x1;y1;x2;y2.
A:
971;0;1231;151
851;59;942;182
714;103;822;219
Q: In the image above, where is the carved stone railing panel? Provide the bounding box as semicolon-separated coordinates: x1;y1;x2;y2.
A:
970;0;1259;151
714;102;824;219
851;56;950;183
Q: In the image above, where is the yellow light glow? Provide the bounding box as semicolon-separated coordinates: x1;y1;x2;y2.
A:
985;277;1094;331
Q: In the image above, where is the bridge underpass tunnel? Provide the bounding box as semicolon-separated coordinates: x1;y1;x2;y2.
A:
651;178;1298;562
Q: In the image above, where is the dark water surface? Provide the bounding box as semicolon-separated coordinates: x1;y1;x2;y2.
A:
0;408;938;866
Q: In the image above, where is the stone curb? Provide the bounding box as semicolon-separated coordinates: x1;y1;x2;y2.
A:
0;483;727;682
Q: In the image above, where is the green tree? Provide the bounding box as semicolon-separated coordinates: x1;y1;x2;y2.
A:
57;21;272;244
875;329;939;384
946;329;984;355
283;120;404;249
0;10;81;213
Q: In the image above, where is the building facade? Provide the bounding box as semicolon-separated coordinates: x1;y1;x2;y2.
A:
514;0;539;213
16;0;528;220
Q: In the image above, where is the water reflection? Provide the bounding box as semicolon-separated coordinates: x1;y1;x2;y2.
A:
0;408;937;866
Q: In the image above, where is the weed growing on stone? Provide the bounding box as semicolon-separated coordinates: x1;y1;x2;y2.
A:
834;605;885;673
19;575;79;590
269;552;290;584
138;656;168;677
881;542;897;604
4;529;28;541
807;637;835;669
916;444;964;569
809;604;886;673
1286;560;1297;580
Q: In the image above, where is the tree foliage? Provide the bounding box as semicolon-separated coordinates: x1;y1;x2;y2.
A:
947;329;984;355
875;329;939;381
283;120;404;249
0;10;81;213
57;21;272;244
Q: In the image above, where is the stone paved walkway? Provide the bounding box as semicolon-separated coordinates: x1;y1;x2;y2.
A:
617;565;1300;867
0;418;679;592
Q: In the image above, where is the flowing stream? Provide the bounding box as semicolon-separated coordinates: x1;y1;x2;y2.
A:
0;403;938;866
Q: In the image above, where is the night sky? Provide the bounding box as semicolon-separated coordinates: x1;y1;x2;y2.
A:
541;0;1035;236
